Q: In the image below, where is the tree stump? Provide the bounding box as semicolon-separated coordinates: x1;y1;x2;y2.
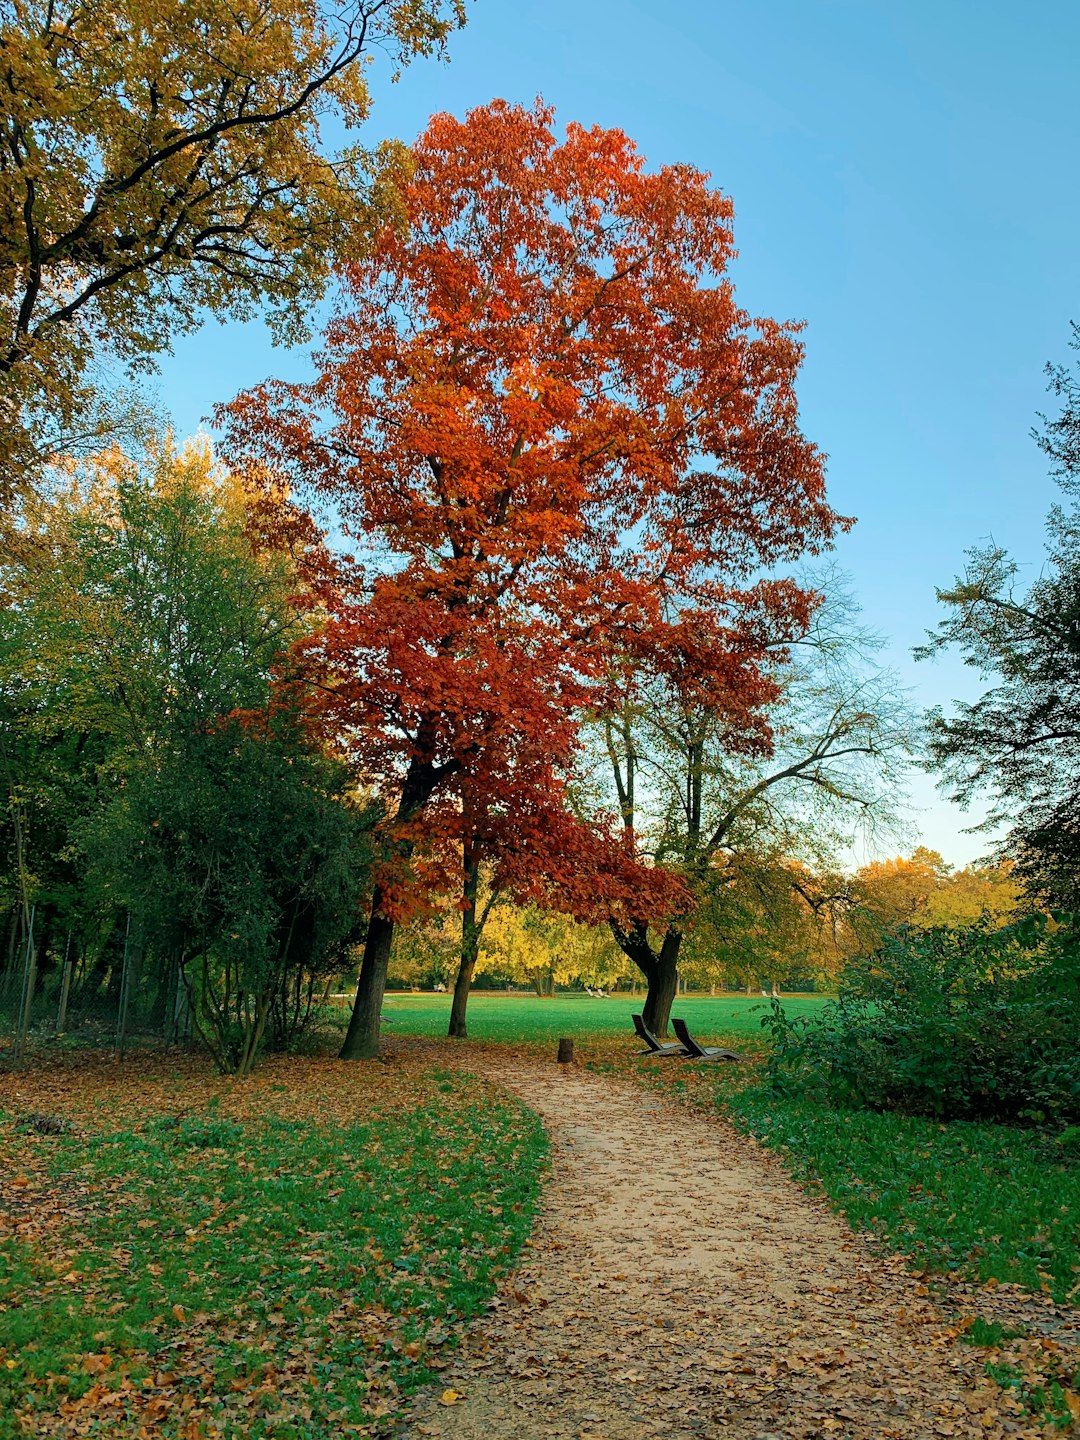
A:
557;1037;574;1065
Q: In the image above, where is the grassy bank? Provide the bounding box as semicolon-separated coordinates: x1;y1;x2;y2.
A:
725;1085;1080;1302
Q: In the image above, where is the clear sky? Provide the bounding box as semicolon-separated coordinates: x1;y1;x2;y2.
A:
154;0;1080;869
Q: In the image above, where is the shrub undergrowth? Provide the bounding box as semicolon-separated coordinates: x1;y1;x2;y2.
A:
764;915;1080;1125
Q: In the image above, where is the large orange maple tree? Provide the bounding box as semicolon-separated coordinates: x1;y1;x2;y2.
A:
224;100;846;1058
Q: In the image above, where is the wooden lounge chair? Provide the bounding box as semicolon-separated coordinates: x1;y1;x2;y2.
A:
632;1012;688;1057
671;1017;740;1062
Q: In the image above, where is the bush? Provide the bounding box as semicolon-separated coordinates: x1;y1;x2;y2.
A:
765;915;1080;1125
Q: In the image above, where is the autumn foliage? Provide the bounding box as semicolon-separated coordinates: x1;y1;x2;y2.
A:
224;99;847;1057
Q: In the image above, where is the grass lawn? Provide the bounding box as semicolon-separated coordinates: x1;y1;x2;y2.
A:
7;993;1080;1434
369;989;827;1046
726;1084;1080;1303
0;1054;546;1440
333;990;1080;1308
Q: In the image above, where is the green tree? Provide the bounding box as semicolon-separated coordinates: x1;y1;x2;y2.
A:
0;0;465;500
598;575;913;1034
0;435;364;1063
93;710;374;1074
919;331;1080;908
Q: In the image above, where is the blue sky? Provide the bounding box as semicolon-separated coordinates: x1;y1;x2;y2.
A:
155;0;1080;867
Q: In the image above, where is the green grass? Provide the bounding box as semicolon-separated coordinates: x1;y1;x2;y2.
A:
372;990;828;1045
0;1070;546;1439
983;1358;1077;1431
668;1066;1080;1304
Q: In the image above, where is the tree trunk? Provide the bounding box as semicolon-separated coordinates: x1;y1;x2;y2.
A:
338;744;458;1060
609;920;682;1037
339;887;395;1060
449;848;480;1039
448;950;476;1037
641;929;681;1037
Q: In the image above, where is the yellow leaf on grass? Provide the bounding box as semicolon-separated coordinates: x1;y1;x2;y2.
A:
439;1389;463;1406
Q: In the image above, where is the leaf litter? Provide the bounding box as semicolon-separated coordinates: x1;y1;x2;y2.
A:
0;1050;546;1438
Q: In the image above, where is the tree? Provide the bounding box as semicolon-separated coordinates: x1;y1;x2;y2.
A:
225;99;845;1059
678;853;846;994
0;0;465;500
477;905;625;997
598;579;913;1034
0;436;304;747
919;329;1080;908
93;708;374;1074
850;848;953;935
444;780;683;1037
0;433;364;1062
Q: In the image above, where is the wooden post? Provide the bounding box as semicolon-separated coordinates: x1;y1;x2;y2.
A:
557;1037;574;1065
56;931;73;1033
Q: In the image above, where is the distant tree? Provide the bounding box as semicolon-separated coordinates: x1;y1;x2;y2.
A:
598;579;913;1034
387;910;459;990
850;848;952;935
918;329;1080;908
919;859;1021;931
477;906;625;998
226;100;845;1059
0;0;465;500
679;854;849;994
842;850;1021;959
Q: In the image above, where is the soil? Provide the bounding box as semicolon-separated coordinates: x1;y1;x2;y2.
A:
402;1050;1045;1440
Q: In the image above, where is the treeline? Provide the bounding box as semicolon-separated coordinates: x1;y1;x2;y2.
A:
386;848;1020;997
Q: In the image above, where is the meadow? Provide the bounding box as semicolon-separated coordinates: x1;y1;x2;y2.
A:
0;1055;546;1440
369;989;825;1046
347;991;1080;1307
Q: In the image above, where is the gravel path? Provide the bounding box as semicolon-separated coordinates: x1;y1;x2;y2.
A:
403;1054;1041;1440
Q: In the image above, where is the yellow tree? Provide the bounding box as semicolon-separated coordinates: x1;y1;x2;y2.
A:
851;848;950;938
919;860;1022;930
478;907;627;997
849;848;1021;954
0;0;465;499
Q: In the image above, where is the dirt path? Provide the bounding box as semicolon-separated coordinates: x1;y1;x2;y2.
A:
403;1053;1040;1440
